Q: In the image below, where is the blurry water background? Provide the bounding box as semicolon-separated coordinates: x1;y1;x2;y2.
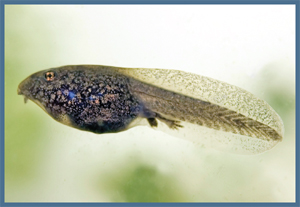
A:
5;5;295;202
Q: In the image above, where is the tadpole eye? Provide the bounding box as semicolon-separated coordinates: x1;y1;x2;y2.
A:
45;71;55;81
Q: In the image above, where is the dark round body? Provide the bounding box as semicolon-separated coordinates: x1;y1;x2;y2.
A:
18;65;141;133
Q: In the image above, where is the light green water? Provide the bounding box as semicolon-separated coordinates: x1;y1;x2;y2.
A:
5;5;295;202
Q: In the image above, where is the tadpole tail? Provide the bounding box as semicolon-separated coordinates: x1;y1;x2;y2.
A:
128;78;282;142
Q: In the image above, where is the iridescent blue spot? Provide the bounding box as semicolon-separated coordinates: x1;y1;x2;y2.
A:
68;91;76;99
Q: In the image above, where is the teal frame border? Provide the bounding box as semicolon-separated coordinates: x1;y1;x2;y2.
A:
0;1;298;206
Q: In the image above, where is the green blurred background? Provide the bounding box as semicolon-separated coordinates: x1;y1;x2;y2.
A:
5;5;295;202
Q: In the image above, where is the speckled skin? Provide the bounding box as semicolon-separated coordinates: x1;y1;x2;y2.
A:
18;65;147;133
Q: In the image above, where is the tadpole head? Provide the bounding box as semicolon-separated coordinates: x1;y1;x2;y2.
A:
17;67;74;120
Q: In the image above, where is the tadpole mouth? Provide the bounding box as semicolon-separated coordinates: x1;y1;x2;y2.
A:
17;83;26;103
23;96;28;104
18;77;32;104
17;78;27;95
17;84;24;95
17;90;29;104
